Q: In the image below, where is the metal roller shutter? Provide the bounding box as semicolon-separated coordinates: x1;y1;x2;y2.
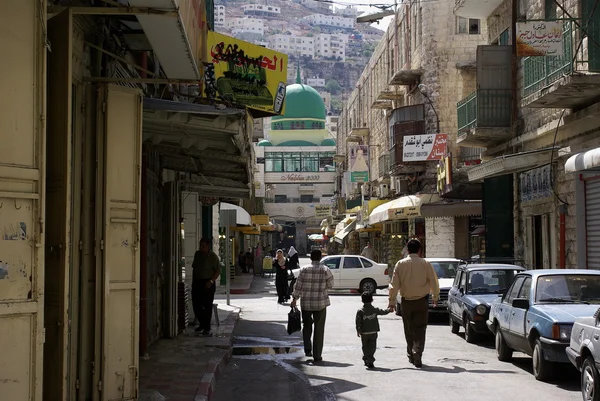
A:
585;178;600;269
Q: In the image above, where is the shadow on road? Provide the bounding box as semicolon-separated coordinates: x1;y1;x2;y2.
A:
510;356;580;392
420;364;517;374
302;360;353;368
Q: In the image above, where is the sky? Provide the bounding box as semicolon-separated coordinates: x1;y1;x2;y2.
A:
335;0;398;31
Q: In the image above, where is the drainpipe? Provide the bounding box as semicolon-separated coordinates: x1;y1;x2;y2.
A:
559;203;567;268
511;0;521;264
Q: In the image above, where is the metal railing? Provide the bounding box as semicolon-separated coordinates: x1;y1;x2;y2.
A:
264;198;321;203
523;19;600;97
457;89;512;134
378;154;390;177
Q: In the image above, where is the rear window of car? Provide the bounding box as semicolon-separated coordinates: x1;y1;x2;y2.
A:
431;262;459;279
360;258;373;267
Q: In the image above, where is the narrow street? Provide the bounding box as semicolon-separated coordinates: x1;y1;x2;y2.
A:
213;259;581;401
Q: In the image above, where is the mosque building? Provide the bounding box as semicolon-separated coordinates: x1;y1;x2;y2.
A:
254;68;337;254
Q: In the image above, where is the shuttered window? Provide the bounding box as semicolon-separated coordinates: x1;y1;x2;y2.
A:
586;178;600;269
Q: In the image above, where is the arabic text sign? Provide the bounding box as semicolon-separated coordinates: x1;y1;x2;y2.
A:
516;21;564;57
206;32;288;115
392;206;421;219
402;134;448;162
315;205;332;218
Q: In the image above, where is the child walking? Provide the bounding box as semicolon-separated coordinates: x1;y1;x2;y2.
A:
355;291;390;369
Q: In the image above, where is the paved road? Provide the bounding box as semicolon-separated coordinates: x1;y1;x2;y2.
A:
213;263;582;401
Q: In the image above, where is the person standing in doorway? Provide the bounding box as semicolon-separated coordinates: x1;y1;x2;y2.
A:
388;239;439;367
192;237;221;336
291;250;334;363
361;241;376;261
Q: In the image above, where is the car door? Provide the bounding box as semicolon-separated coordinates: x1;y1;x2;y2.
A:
456;271;468;324
448;270;463;318
321;257;342;288
509;276;532;353
498;276;525;347
340;256;363;288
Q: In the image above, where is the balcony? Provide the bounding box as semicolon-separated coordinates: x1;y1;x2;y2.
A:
377;87;404;101
456;89;512;148
378;154;390;178
454;0;504;18
389;68;422;86
371;99;393;109
522;19;600;109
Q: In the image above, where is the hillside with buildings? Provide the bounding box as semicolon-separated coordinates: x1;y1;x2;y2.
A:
214;0;384;114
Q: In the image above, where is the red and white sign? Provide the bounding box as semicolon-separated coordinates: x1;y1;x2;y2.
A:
402;134;448;162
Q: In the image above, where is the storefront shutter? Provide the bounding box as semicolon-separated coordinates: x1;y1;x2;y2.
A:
585;178;600;269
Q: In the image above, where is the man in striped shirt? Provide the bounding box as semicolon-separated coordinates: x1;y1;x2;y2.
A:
291;249;334;363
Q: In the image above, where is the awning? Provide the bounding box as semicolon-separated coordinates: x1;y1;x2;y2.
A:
334;220;357;244
468;148;557;182
565;147;600;173
471;225;486;236
369;194;441;225
308;234;326;241
334;216;356;234
420;201;482;218
357;223;382;233
220;203;252;226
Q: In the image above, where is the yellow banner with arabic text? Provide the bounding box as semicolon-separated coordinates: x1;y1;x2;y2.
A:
205;32;287;116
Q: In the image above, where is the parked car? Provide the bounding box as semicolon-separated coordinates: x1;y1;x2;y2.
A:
391;258;462;316
487;269;600;381
566;309;600;401
291;255;389;293
448;264;525;343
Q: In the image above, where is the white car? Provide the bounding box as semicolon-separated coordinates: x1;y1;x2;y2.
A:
291;255;389;293
390;258;462;316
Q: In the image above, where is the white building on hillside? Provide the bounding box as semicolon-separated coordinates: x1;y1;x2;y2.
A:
304;14;354;29
315;33;348;60
228;17;265;36
215;5;226;27
299;0;331;13
306;77;326;87
270;34;315;58
319;91;331;111
242;4;281;16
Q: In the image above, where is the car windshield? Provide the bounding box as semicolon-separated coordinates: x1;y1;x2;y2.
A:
467;269;519;294
536;275;600;303
431;261;459;279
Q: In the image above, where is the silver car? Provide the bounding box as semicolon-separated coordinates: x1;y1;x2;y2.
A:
567;308;600;401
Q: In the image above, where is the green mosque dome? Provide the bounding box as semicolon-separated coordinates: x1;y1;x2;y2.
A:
272;83;327;122
257;140;272;146
321;138;336;146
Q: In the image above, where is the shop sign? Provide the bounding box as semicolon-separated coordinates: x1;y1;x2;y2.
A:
351;171;369;182
315;205;332;218
280;174;320;181
205;32;288;116
251;215;270;225
402;134;448;162
437;154;453;195
393;206;420;219
520;165;552;202
516;21;563;57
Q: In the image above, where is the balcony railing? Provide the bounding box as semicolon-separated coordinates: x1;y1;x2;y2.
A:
378;154;390;177
264;198;321;203
523;19;599;97
457;89;512;134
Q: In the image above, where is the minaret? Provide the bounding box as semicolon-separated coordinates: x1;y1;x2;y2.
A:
296;62;301;84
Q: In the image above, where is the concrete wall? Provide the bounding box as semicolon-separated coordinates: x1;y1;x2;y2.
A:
425;218;455;257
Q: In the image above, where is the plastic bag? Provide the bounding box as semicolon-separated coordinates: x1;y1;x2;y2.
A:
287;306;301;335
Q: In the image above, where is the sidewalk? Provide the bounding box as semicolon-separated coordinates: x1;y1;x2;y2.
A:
216;272;257;295
139;304;241;401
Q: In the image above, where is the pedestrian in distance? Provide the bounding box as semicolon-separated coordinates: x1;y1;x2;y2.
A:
388;239;439;368
356;291;390;369
191;237;221;336
361;241;376;261
291;249;334;363
287;245;300;270
274;249;290;304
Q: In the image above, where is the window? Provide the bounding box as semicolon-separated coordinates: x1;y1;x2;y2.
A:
265;152;283;172
300;194;314;203
498;29;510;45
274;195;287;203
319;152;334;169
457;17;480;35
360;258;373;267
284;152;301;172
454;270;463;288
343;257;362;269
519;277;532;300
302;152;319;171
503;276;525;304
431;262;459;279
459;271;467;290
323;257;341;270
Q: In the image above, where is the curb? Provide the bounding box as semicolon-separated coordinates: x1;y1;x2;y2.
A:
194;308;241;401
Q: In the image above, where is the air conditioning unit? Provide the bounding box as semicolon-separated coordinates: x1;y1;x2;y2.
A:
390;177;408;194
360;183;371;197
378;184;389;198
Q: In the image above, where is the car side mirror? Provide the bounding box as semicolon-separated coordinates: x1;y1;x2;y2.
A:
512;298;529;310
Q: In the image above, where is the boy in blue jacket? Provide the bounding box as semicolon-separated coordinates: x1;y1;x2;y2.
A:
356;291;390;369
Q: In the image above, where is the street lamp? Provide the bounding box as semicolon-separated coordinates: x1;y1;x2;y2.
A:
418;84;440;134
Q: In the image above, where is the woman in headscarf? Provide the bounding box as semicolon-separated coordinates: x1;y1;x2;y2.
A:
287;246;299;270
273;249;289;304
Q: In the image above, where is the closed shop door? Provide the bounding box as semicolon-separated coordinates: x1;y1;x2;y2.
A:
586;178;600;269
0;1;45;400
95;84;142;400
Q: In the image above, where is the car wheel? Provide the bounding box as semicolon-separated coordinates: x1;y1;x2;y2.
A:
359;279;376;294
532;338;555;381
495;328;513;362
582;356;600;401
450;315;460;334
395;301;402;317
464;315;477;343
